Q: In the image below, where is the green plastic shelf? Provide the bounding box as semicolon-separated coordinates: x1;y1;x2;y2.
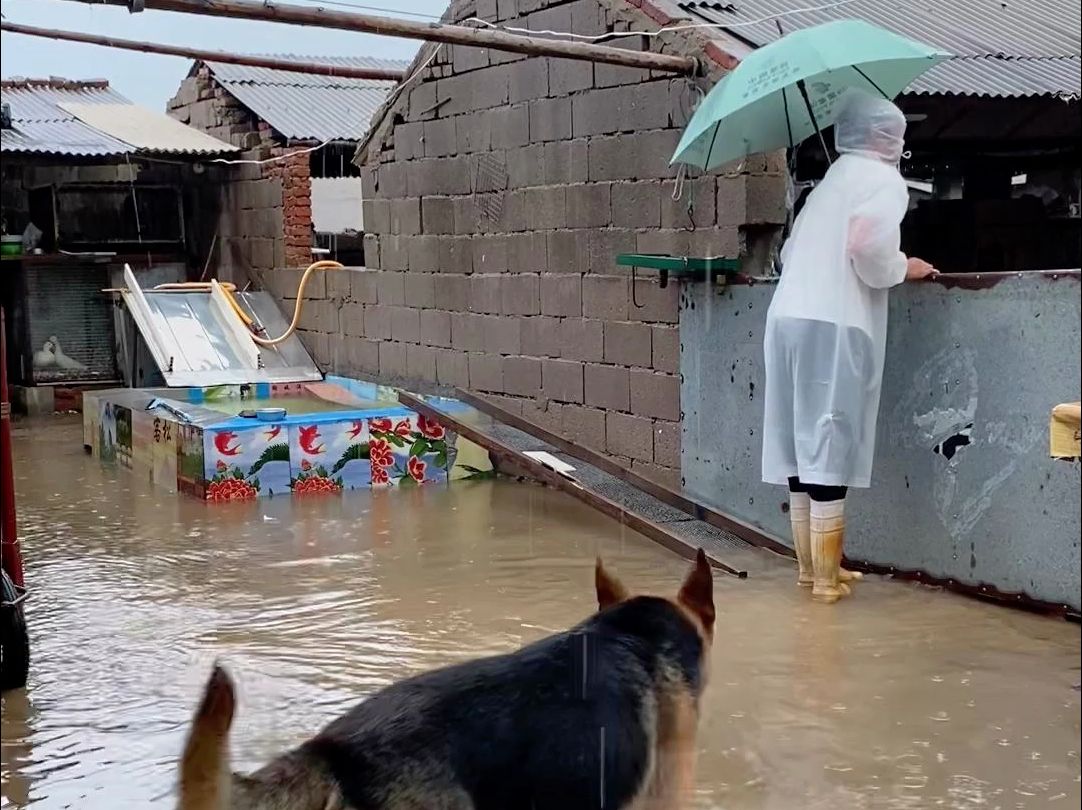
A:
615;253;740;273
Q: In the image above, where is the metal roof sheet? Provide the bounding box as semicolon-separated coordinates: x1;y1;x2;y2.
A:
680;0;1081;99
1;79;237;156
202;55;410;142
60;102;239;155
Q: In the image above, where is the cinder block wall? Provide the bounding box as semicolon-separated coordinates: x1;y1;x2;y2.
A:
250;0;785;488
168;65;313;283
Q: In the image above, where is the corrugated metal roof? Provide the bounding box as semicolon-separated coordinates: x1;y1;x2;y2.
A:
680;0;1081;99
203;55;410;142
60;103;240;155
1;79;237;156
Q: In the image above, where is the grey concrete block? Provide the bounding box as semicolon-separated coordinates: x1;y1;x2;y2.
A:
423;118;458;158
501;273;541;315
545;229;590;274
350;270;379;304
586;363;630;412
626;277;679;325
507;143;546;189
379;341;409;379
540;274;582;317
389;198;422;236
611;181;662;228
542;358;585;403
453;196;480;236
630;369;679;420
377;271;406;306
390;306;422;343
651;325;679;374
687;227;741;260
661;175;715;229
456;110;493;154
468;352;505;392
529;97;572;143
451;311;487;351
394;121;425;160
716;174;748;227
521;315;563;357
509;57;549;103
434;273;470;311
557;317;604;362
588;130;681;182
606;411;653;462
503;355;542;396
379;234;409;271
604;320;652;367
470;273;504;314
492;104;530;149
571;81;670;137
407;343;439;382
587;228;637;274
484;315;522;355
548;58;594;96
543;139;589;185
407;156;472;196
408;80;438;120
436;348;470;387
420;309;452;347
408;235;441;273
582;274;629;321
566;182;612;228
364;303;393;340
522;185;566;229
439;236;475;274
404;272;436;308
346;337;380;375
635;228;690;258
506;231;549;272
473;235;510;274
422;196;456;234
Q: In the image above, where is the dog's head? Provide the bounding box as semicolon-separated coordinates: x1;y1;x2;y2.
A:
595;548;715;643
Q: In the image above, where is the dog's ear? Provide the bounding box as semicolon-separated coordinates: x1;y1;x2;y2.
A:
677;548;715;632
178;664;235;810
595;557;629;610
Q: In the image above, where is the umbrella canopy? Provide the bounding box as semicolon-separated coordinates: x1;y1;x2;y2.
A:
672;20;948;170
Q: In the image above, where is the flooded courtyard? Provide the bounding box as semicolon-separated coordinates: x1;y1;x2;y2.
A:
2;417;1079;809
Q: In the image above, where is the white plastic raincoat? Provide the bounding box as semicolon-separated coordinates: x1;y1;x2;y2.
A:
762;93;910;488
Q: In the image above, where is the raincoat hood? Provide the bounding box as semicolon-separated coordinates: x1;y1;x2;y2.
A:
834;91;907;164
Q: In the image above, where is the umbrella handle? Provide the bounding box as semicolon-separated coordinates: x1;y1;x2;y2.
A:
796;79;833;165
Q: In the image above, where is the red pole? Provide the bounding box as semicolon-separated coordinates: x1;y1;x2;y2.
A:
0;306;23;588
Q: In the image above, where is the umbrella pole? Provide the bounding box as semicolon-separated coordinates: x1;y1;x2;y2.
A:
796;79;832;164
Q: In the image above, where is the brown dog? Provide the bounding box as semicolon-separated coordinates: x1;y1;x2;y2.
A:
178;549;715;810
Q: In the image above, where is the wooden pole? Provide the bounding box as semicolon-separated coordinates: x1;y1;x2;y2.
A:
1;21;408;81
57;0;700;75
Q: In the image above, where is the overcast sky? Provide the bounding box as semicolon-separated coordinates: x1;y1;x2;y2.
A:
1;0;449;109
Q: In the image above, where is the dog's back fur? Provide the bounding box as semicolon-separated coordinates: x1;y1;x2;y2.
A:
178;550;715;810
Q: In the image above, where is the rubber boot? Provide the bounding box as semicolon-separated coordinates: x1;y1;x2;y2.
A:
790;492;813;587
794;493;859;588
810;498;848;604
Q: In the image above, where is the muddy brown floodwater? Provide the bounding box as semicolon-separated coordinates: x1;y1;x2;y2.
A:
2;418;1079;809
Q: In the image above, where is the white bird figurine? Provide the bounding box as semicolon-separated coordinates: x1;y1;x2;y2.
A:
49;336;87;371
33;339;57;369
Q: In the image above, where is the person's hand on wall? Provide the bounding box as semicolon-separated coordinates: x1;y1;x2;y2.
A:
905;256;938;280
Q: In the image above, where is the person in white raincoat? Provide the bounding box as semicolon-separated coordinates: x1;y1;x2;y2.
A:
761;91;937;604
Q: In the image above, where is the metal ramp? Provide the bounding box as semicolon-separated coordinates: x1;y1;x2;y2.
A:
399;390;789;580
117;265;322;387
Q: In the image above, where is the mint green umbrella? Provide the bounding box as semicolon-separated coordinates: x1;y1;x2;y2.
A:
671;20;948;170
